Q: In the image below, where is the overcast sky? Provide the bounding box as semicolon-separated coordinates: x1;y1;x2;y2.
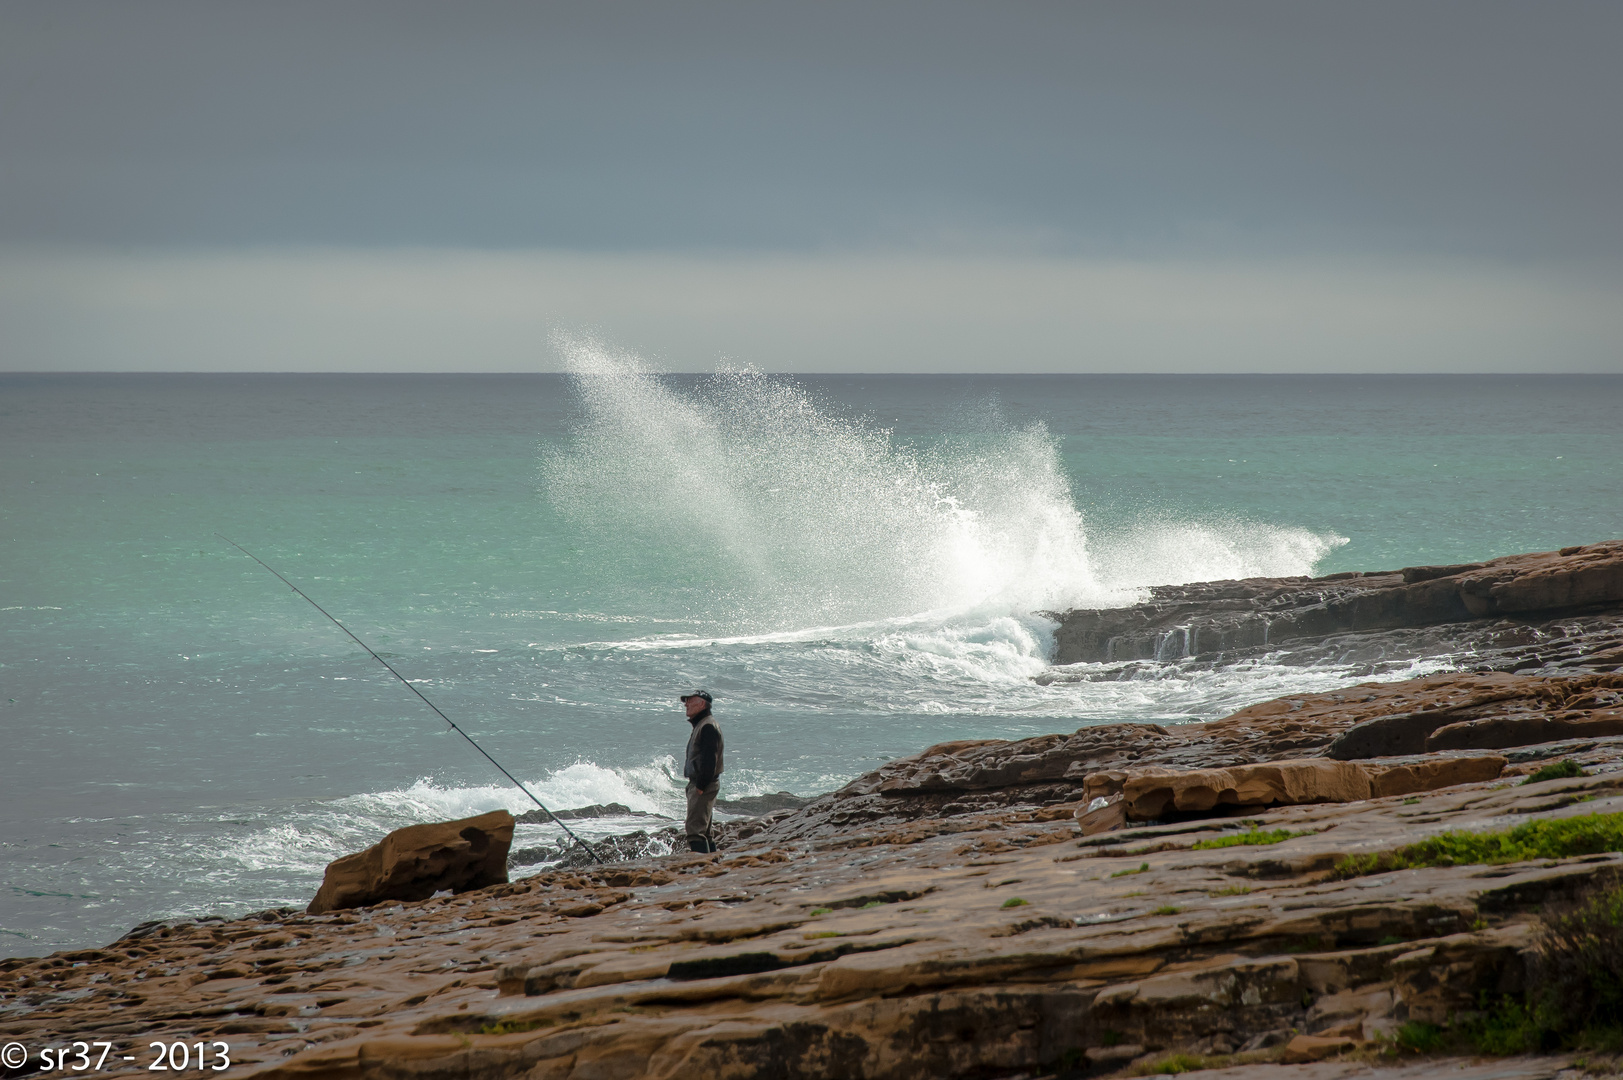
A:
2;1;1619;372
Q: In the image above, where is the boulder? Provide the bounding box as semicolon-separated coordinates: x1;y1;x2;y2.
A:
1099;760;1375;821
1085;756;1506;821
307;810;514;914
1368;755;1507;797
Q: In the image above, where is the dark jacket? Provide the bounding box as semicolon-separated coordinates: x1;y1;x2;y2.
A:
683;711;724;789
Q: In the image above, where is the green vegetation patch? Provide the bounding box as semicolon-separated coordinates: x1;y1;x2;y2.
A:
1191;827;1305;850
1393;1021;1446;1053
1001;897;1029;909
1132;1052;1211;1075
1478;882;1623;1053
1524;759;1587;785
1376;882;1623;1056
1152;905;1181;916
1333;811;1623;879
1111;861;1150;877
479;1017;551;1036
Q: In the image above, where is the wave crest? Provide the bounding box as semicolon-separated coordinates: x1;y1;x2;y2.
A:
543;334;1348;629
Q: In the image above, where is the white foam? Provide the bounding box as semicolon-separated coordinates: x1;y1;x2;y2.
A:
201;757;693;881
1091;517;1348;590
543;334;1347;633
543;334;1115;626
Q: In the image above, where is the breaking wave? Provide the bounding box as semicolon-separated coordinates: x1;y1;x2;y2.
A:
542;333;1346;629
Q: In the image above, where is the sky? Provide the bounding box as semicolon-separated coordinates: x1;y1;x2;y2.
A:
1;1;1619;372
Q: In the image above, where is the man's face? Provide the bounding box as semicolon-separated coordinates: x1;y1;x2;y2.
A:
683;696;707;719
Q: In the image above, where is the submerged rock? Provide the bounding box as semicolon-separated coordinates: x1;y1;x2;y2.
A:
516;802;671;824
307;809;514;914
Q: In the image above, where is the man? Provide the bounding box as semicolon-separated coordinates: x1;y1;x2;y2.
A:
679;690;723;853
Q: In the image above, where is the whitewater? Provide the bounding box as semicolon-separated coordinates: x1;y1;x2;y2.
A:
3;363;1620;957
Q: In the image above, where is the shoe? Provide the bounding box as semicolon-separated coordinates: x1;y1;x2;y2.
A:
687;837;709;853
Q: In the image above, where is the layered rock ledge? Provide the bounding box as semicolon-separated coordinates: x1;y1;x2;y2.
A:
1046;539;1623;674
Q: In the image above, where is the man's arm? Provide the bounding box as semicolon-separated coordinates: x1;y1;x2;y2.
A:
690;725;721;788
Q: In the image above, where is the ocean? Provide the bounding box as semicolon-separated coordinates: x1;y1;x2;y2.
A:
3;349;1621;958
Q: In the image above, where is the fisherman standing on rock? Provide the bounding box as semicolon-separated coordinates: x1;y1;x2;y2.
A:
679;691;723;853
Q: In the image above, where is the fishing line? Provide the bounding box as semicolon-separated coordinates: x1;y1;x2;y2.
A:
217;534;602;865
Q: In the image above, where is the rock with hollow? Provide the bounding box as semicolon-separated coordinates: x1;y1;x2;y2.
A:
307;809;514;914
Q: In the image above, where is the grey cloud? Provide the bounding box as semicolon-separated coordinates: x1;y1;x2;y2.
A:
2;1;1619;258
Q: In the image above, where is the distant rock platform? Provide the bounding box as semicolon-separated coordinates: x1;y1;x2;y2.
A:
1045;539;1623;675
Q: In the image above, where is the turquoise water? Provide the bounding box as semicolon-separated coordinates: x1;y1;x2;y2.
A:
2;355;1621;956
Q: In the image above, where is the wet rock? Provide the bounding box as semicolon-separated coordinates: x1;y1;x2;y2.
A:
307;809;514;914
510;828;680;869
516;802;670;823
1048;540;1623;669
718;791;813;815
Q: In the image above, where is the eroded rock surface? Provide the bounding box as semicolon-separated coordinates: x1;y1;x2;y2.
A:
1046;540;1623;672
5;741;1617;1079
307;810;514;914
745;671;1623;844
1084;754;1508;821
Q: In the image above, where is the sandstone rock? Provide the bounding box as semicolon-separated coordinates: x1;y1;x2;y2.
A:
1367;755;1507;797
1102;760;1374;820
307;810;514;914
1049;540;1623;667
1327;674;1623;759
1281;1033;1359;1063
1085;756;1505;821
1426;710;1623;752
745;669;1613;845
1455;544;1623;617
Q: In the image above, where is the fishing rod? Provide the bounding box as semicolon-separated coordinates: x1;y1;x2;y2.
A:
217;534;602;865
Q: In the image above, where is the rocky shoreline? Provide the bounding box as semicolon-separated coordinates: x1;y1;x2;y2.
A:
4;542;1623;1079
